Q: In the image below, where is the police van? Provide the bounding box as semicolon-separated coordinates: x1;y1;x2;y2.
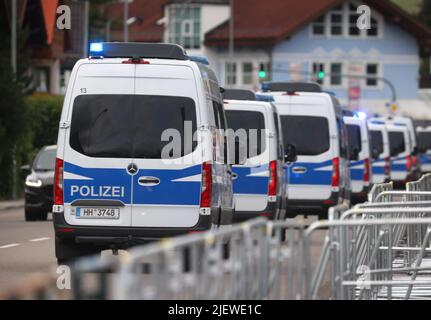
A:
343;115;372;204
223;89;288;222
367;119;391;184
53;43;237;263
416;125;431;173
386;122;411;187
259;82;350;218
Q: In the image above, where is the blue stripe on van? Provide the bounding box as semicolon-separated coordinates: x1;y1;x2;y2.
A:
372;158;385;175
63;162;201;205
391;156;407;172
232;164;269;195
349;160;365;181
286;160;333;185
421;154;431;165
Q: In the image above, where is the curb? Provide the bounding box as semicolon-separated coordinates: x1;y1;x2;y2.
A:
0;201;25;212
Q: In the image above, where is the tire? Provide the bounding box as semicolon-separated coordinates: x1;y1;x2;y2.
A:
55;238;100;265
38;211;48;221
25;208;39;221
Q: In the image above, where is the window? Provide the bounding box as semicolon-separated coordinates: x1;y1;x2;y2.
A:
242;62;253;85
168;5;201;49
312;15;325;36
226;110;266;158
330;63;343;86
280;116;330;156
33;67;49;93
389;132;406;156
347;124;362;155
70;95;197;159
366;63;379;87
33;148;57;171
311;2;381;38
418;132;431;151
330;5;344;36
313;62;325;85
225;62;237;85
370;130;384;155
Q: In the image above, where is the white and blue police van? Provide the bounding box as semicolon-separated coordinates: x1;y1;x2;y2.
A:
52;43;237;263
222;89;288;222
416;124;431;173
343;114;372;204
259;82;350;218
386;122;412;188
368;119;391;184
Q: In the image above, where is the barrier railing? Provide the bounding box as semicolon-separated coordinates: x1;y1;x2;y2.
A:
3;175;431;300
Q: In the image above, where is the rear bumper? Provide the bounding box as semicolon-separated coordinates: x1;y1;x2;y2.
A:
53;212;212;248
286;192;340;218
233;201;278;222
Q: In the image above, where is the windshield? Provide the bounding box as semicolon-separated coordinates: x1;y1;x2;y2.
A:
370;130;384;155
33;148;56;171
280;115;330;156
70;94;197;159
418;132;431;151
389;132;406;157
225;110;266;158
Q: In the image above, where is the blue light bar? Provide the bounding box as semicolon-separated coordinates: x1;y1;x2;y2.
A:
256;94;274;102
188;55;209;65
261;82;270;92
90;42;104;53
354;111;367;120
370;120;386;125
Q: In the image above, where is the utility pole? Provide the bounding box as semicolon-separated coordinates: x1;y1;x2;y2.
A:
124;0;129;42
83;1;89;57
228;0;234;59
11;0;17;200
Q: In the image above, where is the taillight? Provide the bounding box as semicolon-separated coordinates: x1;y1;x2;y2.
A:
268;160;277;196
412;156;418;167
331;157;340;189
364;158;370;183
406;155;412;173
54;158;64;205
385;157;390;177
200;162;212;208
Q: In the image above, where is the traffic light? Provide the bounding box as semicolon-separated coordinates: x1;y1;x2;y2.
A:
317;70;325;80
258;64;267;79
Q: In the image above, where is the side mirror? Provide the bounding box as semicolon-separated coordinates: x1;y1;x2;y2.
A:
20;164;31;175
284;144;298;163
219;87;225;94
349;147;360;161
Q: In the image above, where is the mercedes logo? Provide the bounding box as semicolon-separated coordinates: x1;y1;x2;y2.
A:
127;163;138;175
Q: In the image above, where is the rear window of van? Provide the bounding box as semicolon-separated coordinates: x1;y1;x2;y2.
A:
388;131;406;156
370;130;384;155
347;124;362;153
70;94;197;159
280;116;330;156
418;132;431;150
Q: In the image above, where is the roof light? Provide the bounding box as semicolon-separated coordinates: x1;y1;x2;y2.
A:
355;111;367;120
90;42;103;53
261;82;270;92
188;55;210;65
255;94;274;102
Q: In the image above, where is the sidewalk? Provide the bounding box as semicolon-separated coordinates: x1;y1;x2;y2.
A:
0;199;24;211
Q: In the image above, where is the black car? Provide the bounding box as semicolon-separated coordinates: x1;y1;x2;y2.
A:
22;145;57;221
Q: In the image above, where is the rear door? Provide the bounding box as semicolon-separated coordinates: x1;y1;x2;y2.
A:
131;63;202;228
417;128;431;172
277;95;335;201
225;104;270;212
369;125;386;183
344;117;365;193
388;126;409;181
62;62;134;227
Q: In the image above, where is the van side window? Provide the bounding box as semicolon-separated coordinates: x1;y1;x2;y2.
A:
347;124;362;154
388;132;406;157
70;94;197;159
273;112;284;160
212;101;226;130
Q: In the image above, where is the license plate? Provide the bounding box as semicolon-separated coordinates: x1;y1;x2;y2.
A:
76;207;120;219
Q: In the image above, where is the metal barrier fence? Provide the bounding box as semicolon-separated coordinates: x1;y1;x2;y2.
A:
3;175;431;300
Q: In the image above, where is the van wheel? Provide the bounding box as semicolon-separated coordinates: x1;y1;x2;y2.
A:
55;238;100;265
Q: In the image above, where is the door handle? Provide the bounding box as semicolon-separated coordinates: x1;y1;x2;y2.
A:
292;167;307;174
138;176;160;186
231;173;238;180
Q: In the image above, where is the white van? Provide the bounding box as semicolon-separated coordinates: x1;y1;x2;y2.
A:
344;116;372;204
53;43;236;263
416;125;431;173
259;82;350;218
223;89;287;222
367;120;390;184
386;123;412;187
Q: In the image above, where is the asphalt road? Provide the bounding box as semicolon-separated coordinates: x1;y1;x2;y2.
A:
0;207;56;292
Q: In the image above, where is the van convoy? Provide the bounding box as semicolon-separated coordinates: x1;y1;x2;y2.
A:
44;42;428;263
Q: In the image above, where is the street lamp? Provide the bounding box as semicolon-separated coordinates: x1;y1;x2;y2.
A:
122;0;134;42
